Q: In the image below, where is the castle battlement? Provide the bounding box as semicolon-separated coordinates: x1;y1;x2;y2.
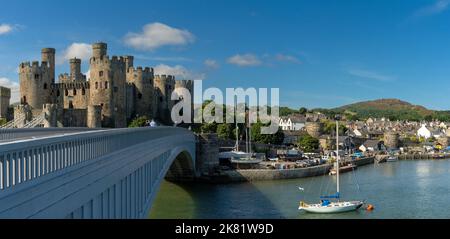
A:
19;61;50;71
51;82;90;90
58;73;87;82
90;55;126;67
17;42;194;128
128;66;154;75
155;74;176;82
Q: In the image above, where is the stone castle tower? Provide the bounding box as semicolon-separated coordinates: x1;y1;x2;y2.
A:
154;75;176;124
15;42;194;128
19;48;55;116
0;86;11;120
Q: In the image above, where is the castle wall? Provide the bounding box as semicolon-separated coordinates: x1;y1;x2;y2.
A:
154;75;175;124
0;86;11;119
52;82;89;109
126;66;154;119
87;105;102;128
62;108;87;127
125;83;135;120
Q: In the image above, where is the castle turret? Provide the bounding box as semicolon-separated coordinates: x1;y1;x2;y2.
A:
19;58;53;116
41;48;55;82
69;58;84;81
384;131;399;149
92;42;107;58
124;56;134;72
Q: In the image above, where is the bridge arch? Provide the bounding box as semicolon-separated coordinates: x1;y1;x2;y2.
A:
0;127;196;219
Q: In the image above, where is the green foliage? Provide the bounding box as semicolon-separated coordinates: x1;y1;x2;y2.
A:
216;123;235;140
297;134;320;153
0;118;6;126
201;122;217;133
128;116;148;128
322;120;347;135
333;99;449;122
250;121;284;145
298;107;308;115
279;107;298;117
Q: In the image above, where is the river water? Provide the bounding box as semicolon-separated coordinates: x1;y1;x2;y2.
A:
150;160;450;219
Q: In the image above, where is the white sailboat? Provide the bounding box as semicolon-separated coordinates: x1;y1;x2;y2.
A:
298;120;364;213
218;106;261;163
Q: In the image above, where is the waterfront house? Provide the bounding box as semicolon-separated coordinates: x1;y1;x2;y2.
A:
417;124;432;139
359;140;386;152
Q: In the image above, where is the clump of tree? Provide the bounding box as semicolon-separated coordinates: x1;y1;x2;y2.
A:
0;118;6;126
250;121;284;145
216;123;235;140
322;120;347;135
128;116;149;128
298;107;308;115
297;134;320;153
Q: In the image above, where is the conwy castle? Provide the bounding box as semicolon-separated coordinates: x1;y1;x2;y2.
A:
4;42;193;128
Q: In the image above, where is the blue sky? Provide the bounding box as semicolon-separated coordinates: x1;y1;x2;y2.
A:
1;0;450;110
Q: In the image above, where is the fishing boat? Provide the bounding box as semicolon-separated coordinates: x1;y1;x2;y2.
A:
299;120;364;213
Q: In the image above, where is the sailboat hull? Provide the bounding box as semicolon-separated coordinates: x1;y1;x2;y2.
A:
299;201;364;214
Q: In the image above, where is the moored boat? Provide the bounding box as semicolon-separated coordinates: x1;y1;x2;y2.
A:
329;163;357;175
299;119;365;214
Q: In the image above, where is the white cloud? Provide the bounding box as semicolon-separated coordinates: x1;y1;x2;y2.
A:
227;54;261;67
84;70;90;81
0;24;14;35
275;54;301;64
413;0;449;17
60;43;92;64
124;22;195;51
154;64;205;81
0;77;20;103
347;69;395;82
204;59;219;69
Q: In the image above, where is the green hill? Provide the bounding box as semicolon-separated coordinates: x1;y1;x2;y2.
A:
327;98;450;121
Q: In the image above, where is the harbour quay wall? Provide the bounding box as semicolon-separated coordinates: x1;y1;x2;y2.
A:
352;156;374;166
398;153;450;160
223;164;332;182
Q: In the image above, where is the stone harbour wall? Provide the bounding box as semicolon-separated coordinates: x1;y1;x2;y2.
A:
223;164;332;182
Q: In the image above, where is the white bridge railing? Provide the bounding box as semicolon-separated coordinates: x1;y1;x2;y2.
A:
0;127;196;218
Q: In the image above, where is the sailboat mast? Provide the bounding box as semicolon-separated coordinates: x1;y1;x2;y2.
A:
235;103;239;152
248;117;252;155
336;120;340;195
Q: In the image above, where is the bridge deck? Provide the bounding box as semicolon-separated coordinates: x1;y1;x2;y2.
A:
0;127;196;219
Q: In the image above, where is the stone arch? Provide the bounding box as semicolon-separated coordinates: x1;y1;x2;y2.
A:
165;150;195;181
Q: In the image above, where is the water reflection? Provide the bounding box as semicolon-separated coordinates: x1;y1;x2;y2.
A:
150;160;450;219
